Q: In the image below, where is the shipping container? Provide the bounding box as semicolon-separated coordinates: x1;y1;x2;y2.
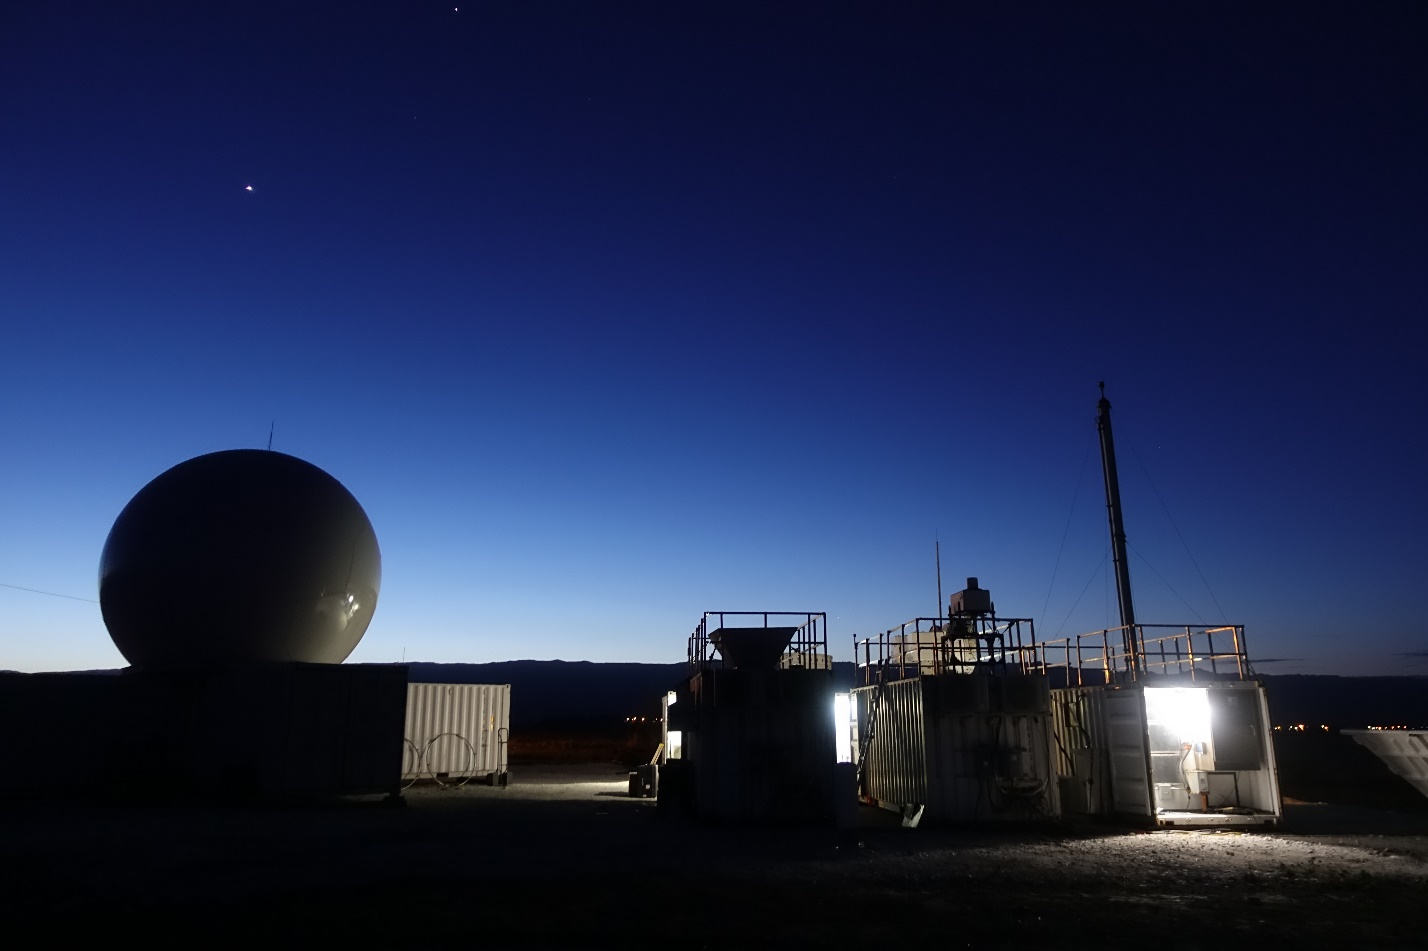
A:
1;664;410;799
403;683;510;785
0;672;120;795
1342;730;1428;802
119;662;409;797
685;666;838;822
854;673;1059;822
1050;681;1282;827
660;612;851;824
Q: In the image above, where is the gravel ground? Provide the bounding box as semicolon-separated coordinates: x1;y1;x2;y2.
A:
3;764;1426;948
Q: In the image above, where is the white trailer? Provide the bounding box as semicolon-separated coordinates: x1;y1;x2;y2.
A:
403;683;510;786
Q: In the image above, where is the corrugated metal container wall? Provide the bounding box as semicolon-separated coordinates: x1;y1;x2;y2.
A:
1103;687;1153;815
1345;730;1428;801
923;707;1059;821
404;683;510;781
1050;685;1116;815
857;675;1059;821
855;679;928;807
1051;682;1282;827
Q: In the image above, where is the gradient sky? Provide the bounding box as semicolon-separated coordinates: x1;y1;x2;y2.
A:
2;2;1424;676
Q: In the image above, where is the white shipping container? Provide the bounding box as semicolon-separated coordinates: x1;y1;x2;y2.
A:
404;683;510;784
1050;682;1282;827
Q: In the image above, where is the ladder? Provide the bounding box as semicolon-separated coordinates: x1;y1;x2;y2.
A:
855;655;892;797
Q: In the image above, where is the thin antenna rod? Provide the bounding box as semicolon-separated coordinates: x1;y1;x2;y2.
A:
267;421;274;451
935;536;943;625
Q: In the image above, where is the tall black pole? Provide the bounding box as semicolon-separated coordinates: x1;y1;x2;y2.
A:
935;538;943;626
1097;383;1139;676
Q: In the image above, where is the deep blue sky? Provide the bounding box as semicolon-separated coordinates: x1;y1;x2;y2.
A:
2;2;1424;675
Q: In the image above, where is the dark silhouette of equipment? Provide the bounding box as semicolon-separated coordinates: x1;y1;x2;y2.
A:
99;449;381;668
1097;381;1139;673
0;450;406;802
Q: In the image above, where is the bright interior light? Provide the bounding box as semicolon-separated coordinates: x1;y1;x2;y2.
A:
666;730;682;760
1145;687;1211;745
833;692;853;763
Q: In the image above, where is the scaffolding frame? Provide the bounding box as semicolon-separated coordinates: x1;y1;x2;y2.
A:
687;611;829;672
854;615;1038;685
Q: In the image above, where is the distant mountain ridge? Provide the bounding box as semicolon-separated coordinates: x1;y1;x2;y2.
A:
6;663;1421;731
404;661;1425;730
405;660;861;728
1252;674;1427;729
405;660;687;728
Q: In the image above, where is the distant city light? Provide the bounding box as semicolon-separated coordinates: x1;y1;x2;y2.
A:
1273;724;1420;732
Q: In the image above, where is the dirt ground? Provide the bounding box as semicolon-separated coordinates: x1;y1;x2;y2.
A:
3;764;1427;949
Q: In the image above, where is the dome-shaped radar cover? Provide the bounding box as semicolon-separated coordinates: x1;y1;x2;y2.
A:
99;450;381;669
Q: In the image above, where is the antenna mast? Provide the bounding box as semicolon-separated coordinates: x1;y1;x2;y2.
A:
267;421;274;451
1097;383;1140;676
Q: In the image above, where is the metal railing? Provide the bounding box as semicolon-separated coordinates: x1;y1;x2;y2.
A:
687;611;829;671
1029;623;1251;685
854;615;1038;685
